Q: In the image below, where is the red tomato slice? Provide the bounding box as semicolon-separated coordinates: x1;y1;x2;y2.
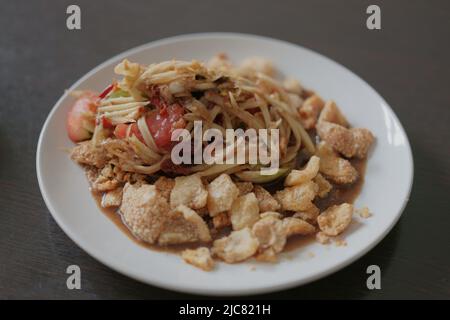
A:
145;103;185;150
114;123;129;139
113;98;185;150
114;123;145;144
101;117;114;129
129;123;145;143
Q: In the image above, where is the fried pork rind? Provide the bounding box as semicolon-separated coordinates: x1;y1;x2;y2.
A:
293;204;320;224
316;121;355;158
90;164;120;192
154;176;175;200
314;173;332;198
317;203;354;236
85;167;101;188
284;155;320;186
182;247;215;271
260;211;283;219
86;168;131;193
158;205;211;245
120;183;170;244
253;185;281;212
212;228;259;263
72;139;150;179
316;121;374;158
275;181;319;212
252;216;285;251
318;100;349;127
282;217;316;237
112;165;146;185
207;173;240;216
170;174;208;210
101;187;123;208
298;95;325;129
252;215;286;262
351;128;375;159
316;142;358;184
230;193;260;231
316;231;331;244
357;206;372;218
212;212;231;229
235;182;254;195
87;163;146;193
71;141;108;168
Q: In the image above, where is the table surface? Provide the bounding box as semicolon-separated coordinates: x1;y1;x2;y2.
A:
1;0;449;299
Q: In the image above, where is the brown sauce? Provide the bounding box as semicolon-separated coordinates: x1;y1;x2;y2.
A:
92;156;367;255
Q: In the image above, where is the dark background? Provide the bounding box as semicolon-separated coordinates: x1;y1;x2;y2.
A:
1;0;449;299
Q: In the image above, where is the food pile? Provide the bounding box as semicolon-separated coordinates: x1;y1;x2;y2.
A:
68;54;374;271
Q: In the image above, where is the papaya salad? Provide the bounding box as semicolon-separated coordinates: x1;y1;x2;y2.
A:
67;54;375;271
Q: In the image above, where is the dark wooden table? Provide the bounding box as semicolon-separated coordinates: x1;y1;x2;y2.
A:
1;0;449;299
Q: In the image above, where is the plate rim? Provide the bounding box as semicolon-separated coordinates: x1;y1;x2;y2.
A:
36;32;414;296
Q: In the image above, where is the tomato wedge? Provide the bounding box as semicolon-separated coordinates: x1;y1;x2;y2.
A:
113;99;185;150
145;102;185;150
113;123;129;139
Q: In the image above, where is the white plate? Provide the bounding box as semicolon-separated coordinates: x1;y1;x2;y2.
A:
37;33;413;296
